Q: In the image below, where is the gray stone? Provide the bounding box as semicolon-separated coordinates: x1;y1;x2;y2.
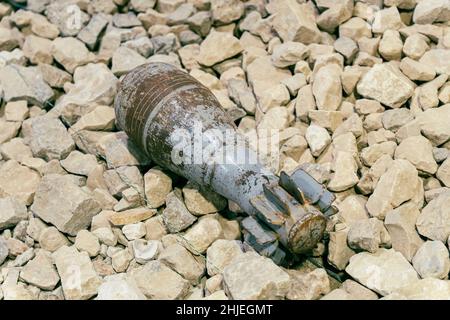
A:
20;251;60;290
46;2;89;36
0;197;27;230
51;37;95;73
111;46;147;76
113;13;142;28
385;203;424;261
347;218;390;253
0;160;41;205
23;116;75;161
0;64;53;107
77;14;109;50
123;37;154;58
53;63;118;124
0;236;8;265
162;189;197;233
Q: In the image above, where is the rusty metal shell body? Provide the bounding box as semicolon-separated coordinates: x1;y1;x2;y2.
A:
115;62;329;261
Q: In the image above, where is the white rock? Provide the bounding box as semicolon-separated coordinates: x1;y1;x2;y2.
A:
412;240;450;279
366;159;422;219
385;203;424;261
111;46;147;76
97;274;146;300
0;236;9;266
312;64;342;111
210;0;244;24
394;136;437;174
122;222;146;241
357;63;415;108
54;246;102;300
0;64;53;107
4;100;29;122
159;243;205;284
182;215;223;255
96;132;149;169
60;151;98;176
197;31;242;67
287;268;331;300
413;0;450;24
111;249;133;273
437;157;450;187
23;116;75;161
305;124;331;157
328;151;359;192
272;0;321;44
31;174;101;236
419;49;450;76
223;252;291;300
39;226;70;252
53;63;118;124
51;37;95;73
131;239;159;264
75;230;100;257
70;105;116;132
271;42;308;68
0;160;41;205
386;278;450;300
182;181;227;216
92;227;118;247
19;251;60;290
416;190;450;242
206;239;243;276
346;249;419;296
132;260;189;299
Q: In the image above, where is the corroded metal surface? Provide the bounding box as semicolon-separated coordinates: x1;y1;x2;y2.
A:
114;62;336;264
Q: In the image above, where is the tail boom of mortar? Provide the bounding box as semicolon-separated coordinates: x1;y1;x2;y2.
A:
114;62;337;265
